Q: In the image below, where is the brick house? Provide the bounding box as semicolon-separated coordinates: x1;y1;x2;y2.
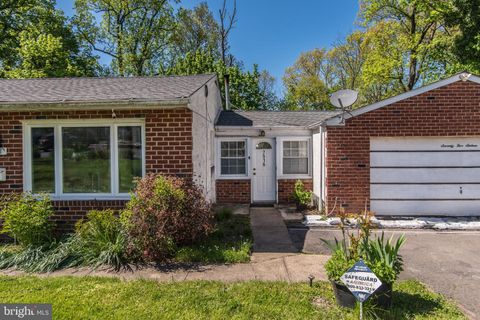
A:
218;72;480;217
1;71;479;227
0;74;221;230
319;72;480;216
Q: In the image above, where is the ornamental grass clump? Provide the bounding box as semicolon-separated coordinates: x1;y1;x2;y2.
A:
73;209;129;271
121;173;214;262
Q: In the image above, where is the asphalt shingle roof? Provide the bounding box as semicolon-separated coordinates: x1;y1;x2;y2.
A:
0;74;216;104
216;110;341;128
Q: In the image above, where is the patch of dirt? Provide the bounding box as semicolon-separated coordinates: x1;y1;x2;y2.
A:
312;296;333;309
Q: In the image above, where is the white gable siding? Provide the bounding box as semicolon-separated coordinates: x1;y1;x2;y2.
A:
189;77;223;202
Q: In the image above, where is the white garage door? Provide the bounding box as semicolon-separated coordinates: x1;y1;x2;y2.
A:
370;137;480;216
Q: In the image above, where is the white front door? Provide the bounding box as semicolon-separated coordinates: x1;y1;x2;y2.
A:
252;138;276;203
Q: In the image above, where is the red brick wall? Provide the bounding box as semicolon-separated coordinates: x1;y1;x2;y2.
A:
326;81;480;213
278;179;313;204
0;107;193;230
216;179;251;204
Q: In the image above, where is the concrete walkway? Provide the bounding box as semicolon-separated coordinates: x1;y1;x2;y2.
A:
250;207;299;257
1;207;329;283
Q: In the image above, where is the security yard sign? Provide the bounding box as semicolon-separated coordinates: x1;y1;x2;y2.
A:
340;259;382;303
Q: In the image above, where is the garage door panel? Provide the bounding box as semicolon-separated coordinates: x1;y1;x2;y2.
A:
371;168;480;183
371;200;480;216
370;137;480;216
371;137;480;151
371;184;480;200
371;152;480;167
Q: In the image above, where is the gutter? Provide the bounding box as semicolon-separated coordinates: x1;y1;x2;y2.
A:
0;98;190;111
215;125;312;131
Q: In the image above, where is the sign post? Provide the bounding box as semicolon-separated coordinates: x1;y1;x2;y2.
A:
340;260;382;320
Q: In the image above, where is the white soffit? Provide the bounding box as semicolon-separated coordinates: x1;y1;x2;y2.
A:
324;72;480;127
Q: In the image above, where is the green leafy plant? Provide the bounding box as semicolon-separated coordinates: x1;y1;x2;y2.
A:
292;180;312;210
0;193;54;247
322;208;405;285
324;249;356;282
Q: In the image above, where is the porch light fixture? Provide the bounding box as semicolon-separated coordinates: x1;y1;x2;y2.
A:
111;109;117;119
259;130;265;137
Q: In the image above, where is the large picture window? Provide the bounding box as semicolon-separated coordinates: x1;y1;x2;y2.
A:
62;127;111;193
282;140;309;175
25;120;145;198
220;140;246;175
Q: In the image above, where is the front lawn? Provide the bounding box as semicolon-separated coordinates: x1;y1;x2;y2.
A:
175;209;252;263
0;276;465;319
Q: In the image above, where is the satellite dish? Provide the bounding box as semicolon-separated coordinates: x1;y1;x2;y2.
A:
330;89;358;109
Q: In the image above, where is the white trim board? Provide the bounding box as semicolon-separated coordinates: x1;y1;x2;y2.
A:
23;118;146;200
324;72;480;127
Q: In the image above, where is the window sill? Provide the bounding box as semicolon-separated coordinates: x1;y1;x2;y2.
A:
277;175;312;180
49;195;132;201
216;176;250;180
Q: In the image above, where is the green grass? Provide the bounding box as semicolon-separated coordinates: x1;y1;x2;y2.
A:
175;209;252;264
0;276;465;320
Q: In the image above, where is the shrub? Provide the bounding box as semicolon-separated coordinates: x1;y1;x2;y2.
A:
292;180;312;209
0;193;54;247
121;174;214;262
74;209;128;270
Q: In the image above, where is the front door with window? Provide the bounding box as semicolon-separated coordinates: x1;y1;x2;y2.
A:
252;139;276;203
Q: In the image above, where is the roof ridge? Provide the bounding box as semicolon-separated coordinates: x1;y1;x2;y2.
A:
0;73;217;82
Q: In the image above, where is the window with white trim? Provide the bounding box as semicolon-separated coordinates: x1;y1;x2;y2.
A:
282;140;309;174
220;140;246;175
26;120;145;198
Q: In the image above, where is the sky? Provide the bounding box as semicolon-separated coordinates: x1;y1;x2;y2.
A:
56;0;360;94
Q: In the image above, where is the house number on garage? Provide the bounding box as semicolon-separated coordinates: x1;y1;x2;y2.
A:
441;143;479;149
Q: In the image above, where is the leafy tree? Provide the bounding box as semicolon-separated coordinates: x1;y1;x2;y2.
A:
282;48;333;110
74;0;176;76
0;0;97;78
258;70;280;109
329;31;365;91
171;2;221;60
6;31;87;78
167;50;273;110
360;0;455;92
447;0;480;72
0;0;49;70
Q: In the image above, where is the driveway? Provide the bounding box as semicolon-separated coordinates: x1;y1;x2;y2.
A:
288;227;480;319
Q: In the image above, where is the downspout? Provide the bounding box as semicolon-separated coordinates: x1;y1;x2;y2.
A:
224;74;230;110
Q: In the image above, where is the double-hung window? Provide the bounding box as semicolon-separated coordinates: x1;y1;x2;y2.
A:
25;120;145;198
282;140;309;175
220;140;247;176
